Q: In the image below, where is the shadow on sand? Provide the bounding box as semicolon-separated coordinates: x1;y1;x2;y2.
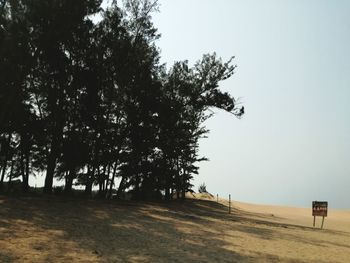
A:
0;196;348;262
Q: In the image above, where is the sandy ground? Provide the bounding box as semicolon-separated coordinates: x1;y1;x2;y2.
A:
0;194;349;262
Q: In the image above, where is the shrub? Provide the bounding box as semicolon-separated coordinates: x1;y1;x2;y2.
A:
198;183;207;193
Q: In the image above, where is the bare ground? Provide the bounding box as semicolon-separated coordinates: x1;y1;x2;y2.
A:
0;193;349;262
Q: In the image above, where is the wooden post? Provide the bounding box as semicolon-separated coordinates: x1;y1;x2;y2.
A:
229;194;231;214
312;201;328;229
321;216;325;229
217;194;218;203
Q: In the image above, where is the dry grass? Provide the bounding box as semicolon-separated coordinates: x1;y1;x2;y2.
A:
0;194;349;262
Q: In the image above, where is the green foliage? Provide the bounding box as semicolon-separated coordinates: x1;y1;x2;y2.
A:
0;0;243;199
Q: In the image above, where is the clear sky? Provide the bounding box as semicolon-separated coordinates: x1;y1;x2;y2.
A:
152;0;350;208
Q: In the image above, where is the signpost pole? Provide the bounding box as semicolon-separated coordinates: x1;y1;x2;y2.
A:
312;201;328;229
229;194;231;214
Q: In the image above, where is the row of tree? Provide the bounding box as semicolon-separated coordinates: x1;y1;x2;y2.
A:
0;0;243;200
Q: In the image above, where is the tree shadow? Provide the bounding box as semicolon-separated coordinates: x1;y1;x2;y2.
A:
0;196;247;262
0;196;348;263
0;251;16;263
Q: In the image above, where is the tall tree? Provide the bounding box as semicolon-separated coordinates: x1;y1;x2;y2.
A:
0;0;243;198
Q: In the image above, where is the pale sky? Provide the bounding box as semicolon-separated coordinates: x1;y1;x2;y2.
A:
30;1;350;208
152;0;350;208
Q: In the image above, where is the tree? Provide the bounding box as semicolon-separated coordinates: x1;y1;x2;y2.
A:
0;0;243;199
198;183;207;193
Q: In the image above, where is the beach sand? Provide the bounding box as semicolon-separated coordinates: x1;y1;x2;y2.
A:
0;194;349;262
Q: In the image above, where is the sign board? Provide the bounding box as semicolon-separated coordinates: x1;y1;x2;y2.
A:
312;201;328;217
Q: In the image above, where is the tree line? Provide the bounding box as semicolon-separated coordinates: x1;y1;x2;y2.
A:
0;0;243;200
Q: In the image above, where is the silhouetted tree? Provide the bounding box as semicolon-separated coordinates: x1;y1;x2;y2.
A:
0;0;243;199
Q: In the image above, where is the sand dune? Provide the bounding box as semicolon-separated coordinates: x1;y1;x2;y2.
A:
233;200;350;233
0;194;349;262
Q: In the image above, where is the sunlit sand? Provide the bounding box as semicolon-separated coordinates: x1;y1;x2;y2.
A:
0;194;349;262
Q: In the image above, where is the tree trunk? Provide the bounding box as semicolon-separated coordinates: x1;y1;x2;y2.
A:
0;155;8;191
98;181;103;197
44;135;59;194
181;169;186;200
85;165;95;197
0;133;11;190
85;181;92;196
165;186;170;201
98;165;106;197
181;189;186;200
164;169;171;201
0;159;7;190
104;163;111;194
20;149;28;193
22;148;30;193
108;162;118;199
8;157;14;190
116;174;126;199
64;167;75;194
